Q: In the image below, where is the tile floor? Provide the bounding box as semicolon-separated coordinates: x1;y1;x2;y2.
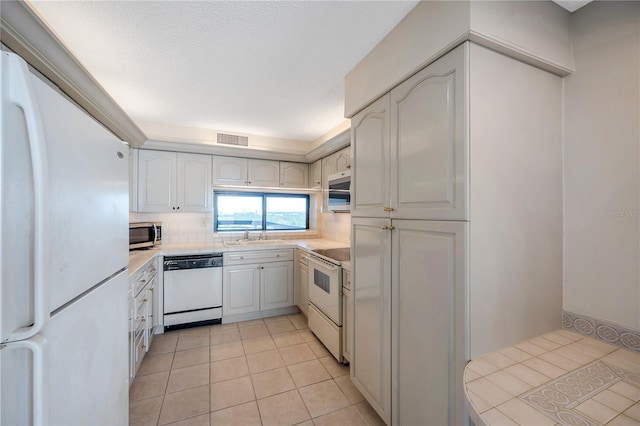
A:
465;329;640;426
129;313;385;426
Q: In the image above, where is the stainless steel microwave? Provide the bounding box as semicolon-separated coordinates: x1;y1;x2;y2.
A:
129;222;162;250
327;171;350;212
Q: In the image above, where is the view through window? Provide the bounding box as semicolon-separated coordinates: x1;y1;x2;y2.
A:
214;192;309;232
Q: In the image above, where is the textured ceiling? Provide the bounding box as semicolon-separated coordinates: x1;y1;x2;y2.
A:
28;1;419;143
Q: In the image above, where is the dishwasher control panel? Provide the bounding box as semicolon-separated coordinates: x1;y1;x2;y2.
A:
163;254;223;271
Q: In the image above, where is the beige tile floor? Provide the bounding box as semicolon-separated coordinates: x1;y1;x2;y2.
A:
130;313;385;426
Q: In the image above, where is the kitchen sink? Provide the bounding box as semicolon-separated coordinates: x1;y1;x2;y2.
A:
223;239;287;247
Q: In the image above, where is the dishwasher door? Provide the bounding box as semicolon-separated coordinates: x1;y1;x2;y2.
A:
164;267;222;326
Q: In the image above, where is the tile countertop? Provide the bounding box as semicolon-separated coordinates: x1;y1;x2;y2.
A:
129;239;350;276
464;329;640;426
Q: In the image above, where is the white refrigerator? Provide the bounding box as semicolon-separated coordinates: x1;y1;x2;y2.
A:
0;51;129;425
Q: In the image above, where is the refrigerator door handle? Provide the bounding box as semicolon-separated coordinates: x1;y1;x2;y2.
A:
1;335;49;425
5;52;50;341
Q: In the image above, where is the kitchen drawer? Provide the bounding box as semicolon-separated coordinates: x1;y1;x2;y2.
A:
224;249;293;265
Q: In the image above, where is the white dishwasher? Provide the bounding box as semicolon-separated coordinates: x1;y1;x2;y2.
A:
163;253;223;330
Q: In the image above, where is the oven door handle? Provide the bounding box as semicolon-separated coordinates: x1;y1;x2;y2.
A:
309;256;339;271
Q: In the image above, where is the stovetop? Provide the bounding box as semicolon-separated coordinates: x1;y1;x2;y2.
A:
311;247;350;262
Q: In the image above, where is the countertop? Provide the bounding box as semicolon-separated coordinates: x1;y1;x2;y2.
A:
129;238;350;276
464;330;640;426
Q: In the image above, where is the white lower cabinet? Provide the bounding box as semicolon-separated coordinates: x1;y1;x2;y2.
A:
128;257;158;382
351;218;467;425
342;269;352;362
222;265;261;316
351;218;391;424
295;249;310;316
390;220;467;426
260;261;294;310
223;249;294;318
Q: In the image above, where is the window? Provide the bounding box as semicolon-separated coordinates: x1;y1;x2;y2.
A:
214;192;309;232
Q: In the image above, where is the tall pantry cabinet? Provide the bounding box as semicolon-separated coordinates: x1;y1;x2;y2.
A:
350;42;562;425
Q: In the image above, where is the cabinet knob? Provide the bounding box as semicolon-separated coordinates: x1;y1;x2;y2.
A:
143;298;148;302
346;164;351;169
139;344;146;350
383;206;394;212
382;225;396;231
316;180;321;184
172;207;176;210
176;206;180;210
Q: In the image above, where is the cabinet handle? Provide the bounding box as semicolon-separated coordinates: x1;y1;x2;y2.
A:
240;256;244;260
316;180;321;184
149;287;154;291
172;207;176;210
247;181;252;184
276;254;280;257
139;344;146;350
143;298;148;302
176;206;180;210
346;164;351;169
382;225;396;231
383;206;394;212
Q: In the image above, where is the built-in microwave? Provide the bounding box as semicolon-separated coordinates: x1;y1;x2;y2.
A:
327;170;350;212
129;222;162;250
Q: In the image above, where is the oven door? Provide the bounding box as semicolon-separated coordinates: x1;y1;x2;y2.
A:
308;256;342;325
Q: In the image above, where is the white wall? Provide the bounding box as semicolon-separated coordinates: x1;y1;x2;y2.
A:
563;1;640;331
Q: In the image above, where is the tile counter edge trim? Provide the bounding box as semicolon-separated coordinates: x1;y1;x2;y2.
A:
563;311;640;353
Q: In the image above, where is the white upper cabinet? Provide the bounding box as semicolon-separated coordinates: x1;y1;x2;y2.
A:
351;44;467;220
212;156;249;186
351;95;391;218
279;162;308;188
137;150;211;212
334;146;351;173
176;153;213;212
309;160;322;189
390;45;467;220
248;159;280;187
212;156;282;188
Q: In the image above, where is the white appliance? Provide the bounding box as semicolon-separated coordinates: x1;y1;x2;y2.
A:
327;170;351;212
308;249;348;362
163;254;223;329
0;51;129;425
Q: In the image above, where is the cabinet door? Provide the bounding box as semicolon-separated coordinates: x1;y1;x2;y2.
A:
280;162;308;188
351;95;391;218
334;146;351;173
248;159;280;187
342;284;352;362
137;150;176;212
223;265;260;316
390;44;467;220
176;153;212;212
299;263;309;316
260;261;294;310
391;220;467;426
309;160;322;189
212;156;248;186
351;217;391;424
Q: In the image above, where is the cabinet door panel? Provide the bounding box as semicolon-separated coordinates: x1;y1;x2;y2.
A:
260;262;294;310
212;156;247;186
138;150;176;212
176;153;212;212
280;162;308;188
390;44;467;220
309;160;322;189
334;146;351;173
248;159;280;187
321;154;336;211
391;220;467;426
351;218;391;424
351;95;390;218
223;265;260;316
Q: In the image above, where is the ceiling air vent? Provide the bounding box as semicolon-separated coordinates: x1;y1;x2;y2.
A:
217;133;248;147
